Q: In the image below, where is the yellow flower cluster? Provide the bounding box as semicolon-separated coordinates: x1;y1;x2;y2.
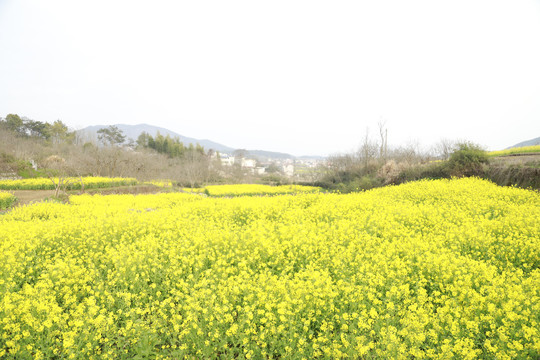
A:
203;184;321;197
145;180;173;188
180;184;320;197
0;178;538;359
488;145;540;157
0;176;138;190
0;191;16;209
182;187;206;194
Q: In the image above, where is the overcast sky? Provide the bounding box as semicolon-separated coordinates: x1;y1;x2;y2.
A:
1;0;539;156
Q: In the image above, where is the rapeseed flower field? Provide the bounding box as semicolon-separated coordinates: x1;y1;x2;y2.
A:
0;191;16;209
180;184;320;197
203;184;321;197
145;180;174;188
0;177;138;191
182;187;206;194
488;145;540;157
0;178;538;359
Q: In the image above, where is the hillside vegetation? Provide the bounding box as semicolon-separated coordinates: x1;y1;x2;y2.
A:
0;115;225;187
318;140;540;192
2;114;539;192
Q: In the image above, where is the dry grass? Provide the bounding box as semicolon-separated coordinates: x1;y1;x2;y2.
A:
11;190;56;206
7;185;166;209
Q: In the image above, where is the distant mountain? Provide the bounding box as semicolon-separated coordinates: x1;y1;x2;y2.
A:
298;155;326;161
78;123;307;160
79;124;235;154
245;150;294;160
242;151;325;161
507;137;540;149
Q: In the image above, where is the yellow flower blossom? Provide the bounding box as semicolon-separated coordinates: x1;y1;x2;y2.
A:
0;178;537;358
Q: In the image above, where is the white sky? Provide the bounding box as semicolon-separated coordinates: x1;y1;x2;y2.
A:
1;0;539;156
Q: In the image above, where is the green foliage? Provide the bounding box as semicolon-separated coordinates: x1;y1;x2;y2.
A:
315;158;382;193
136;131;151;148
4;114;23;134
48;120;74;144
24;119;51;140
334;175;382;193
395;143;489;184
0;194;16;209
259;174;290;186
18;168;50;179
265;163;281;174
0;153;45;178
97;125;126;146
139;132;205;159
395;162;450;184
1;115;73;143
447;142;489;177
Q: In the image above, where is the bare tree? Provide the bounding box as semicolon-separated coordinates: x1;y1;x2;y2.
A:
358;128;378;167
432;138;457;160
43;155;74;197
177;150;211;188
378;120;388;161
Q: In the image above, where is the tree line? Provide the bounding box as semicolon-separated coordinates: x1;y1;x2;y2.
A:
136;131;206;158
0;115;209;160
0;114;74;144
0;115;226;188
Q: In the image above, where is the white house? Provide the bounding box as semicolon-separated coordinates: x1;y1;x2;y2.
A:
283;164;294;177
220;155;235;166
241;158;257;168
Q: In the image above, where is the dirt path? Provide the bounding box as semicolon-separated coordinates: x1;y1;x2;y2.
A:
10;185;166;206
11;190;57;206
1;185;169;212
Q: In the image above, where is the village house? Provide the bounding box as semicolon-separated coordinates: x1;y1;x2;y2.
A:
241;158;256;168
220;154;235;166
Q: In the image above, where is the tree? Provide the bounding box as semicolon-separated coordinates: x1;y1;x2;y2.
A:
378;120;388;160
4;114;24;134
448;142;488;177
137;131;151;148
139;132;204;160
265;163;281;174
48;120;73;144
180;148;210;188
432;138;457;160
125;138;136;150
358;128;378;168
43;155;73;197
233;149;247;159
24;119;51;140
97;125;126;146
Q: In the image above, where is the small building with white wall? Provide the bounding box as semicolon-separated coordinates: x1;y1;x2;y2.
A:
220;155;235;166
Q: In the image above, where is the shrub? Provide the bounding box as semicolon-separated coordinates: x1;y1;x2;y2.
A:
394;161;450;184
378;160;408;185
334;175;382;193
447;142;489;177
0;191;16;209
259;174;290;186
486;164;540;189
